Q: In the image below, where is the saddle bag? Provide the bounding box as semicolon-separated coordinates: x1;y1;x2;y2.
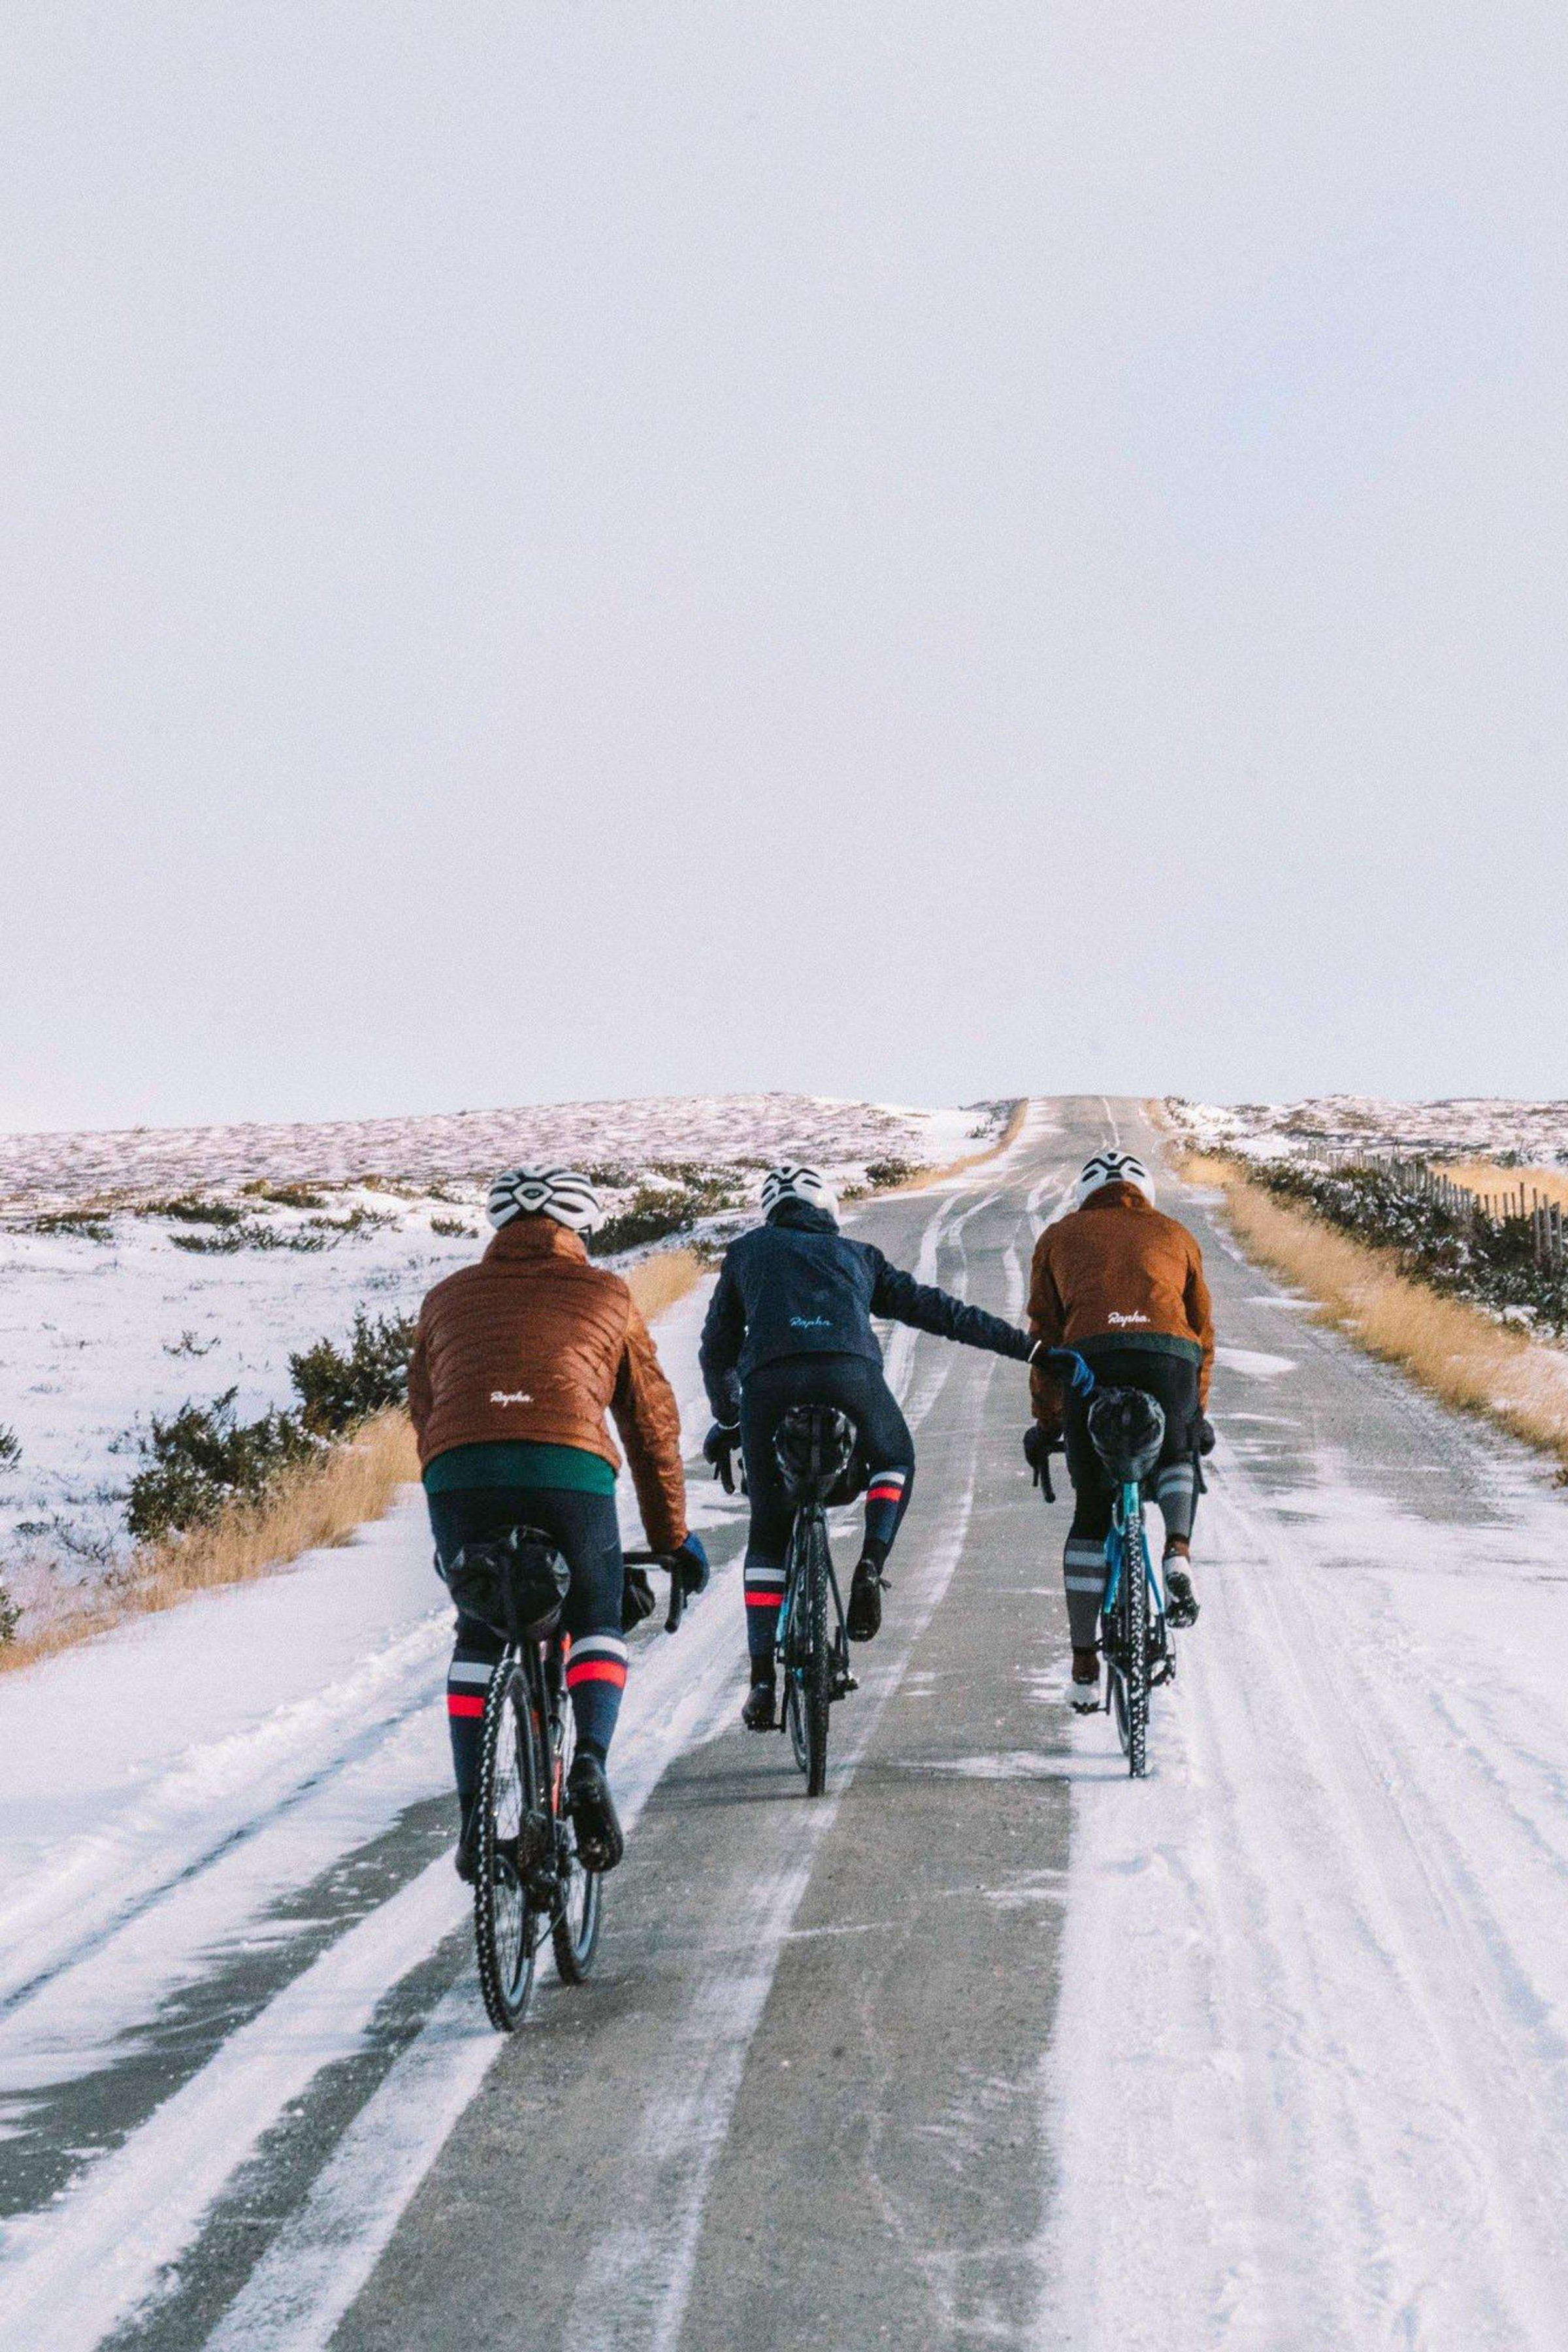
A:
444;1526;572;1643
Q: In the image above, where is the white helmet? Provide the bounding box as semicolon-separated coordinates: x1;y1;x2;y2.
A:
760;1164;839;1220
1073;1151;1154;1209
487;1166;604;1235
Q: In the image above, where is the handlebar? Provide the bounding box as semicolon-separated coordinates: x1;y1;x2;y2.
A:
623;1548;688;1635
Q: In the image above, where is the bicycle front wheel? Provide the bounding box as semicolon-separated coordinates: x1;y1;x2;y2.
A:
474;1656;548;2031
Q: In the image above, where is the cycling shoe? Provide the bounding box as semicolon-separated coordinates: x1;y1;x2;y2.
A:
742;1679;777;1732
566;1753;625;1874
1070;1647;1102;1714
1165;1567;1200;1628
846;1560;887;1642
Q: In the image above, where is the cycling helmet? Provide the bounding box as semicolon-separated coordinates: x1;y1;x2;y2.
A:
1086;1385;1166;1483
486;1166;604;1235
1073;1151;1154;1209
760;1164;839;1221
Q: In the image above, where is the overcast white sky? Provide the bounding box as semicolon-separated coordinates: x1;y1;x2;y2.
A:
3;3;1565;1133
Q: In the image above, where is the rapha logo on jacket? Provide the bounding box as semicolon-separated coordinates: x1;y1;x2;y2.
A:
790;1315;832;1330
489;1389;534;1405
1107;1311;1151;1328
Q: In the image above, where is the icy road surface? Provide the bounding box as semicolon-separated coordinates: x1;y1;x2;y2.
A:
2;1100;1567;2348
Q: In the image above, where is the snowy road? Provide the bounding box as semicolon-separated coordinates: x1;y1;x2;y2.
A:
3;1100;1567;2349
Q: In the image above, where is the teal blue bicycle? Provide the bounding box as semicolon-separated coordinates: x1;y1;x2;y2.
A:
1036;1349;1174;1780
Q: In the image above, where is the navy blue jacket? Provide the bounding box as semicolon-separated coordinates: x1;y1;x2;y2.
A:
700;1200;1033;1424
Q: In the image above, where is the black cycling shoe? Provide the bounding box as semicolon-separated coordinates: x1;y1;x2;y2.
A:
455;1821;520;1884
742;1679;777;1732
455;1818;479;1884
846;1560;887;1642
1070;1646;1102;1714
566;1753;625;1874
1166;1565;1200;1628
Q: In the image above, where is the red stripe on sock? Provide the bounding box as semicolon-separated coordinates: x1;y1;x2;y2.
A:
744;1593;783;1609
565;1658;627;1688
446;1694;485;1718
866;1484;904;1503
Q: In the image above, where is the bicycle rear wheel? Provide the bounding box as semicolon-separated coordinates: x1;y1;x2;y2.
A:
549;1688;603;1983
474;1656;548;2031
800;1515;832;1797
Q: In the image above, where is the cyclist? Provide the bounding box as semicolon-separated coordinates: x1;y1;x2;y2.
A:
701;1163;1036;1730
1027;1149;1215;1707
408;1166;708;1879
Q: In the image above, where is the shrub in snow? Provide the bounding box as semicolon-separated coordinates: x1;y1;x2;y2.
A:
125;1392;320;1541
289;1311;417;1437
0;1424;20;1471
1254;1162;1568;1337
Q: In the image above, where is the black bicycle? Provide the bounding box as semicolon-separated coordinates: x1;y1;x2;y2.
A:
772;1405;862;1797
451;1529;683;2033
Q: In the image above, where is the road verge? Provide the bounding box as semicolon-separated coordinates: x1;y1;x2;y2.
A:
1181;1151;1568;1472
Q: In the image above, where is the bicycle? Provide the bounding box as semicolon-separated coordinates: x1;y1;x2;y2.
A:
451;1530;683;2033
1030;1349;1177;1780
707;1409;862;1798
772;1404;862;1797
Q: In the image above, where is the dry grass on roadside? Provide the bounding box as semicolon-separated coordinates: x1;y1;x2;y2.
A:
1179;1152;1568;1471
881;1099;1028;1194
627;1245;704;1320
1;1407;418;1673
1439;1161;1568;1213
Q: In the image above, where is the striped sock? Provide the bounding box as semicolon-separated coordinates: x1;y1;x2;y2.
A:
446;1641;503;1808
862;1465;909;1554
1063;1537;1108;1651
564;1632;629;1761
1154;1461;1196;1544
743;1559;786;1664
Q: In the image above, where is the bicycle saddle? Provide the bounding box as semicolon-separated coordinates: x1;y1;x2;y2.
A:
774;1404;860;1503
1086;1386;1166;1484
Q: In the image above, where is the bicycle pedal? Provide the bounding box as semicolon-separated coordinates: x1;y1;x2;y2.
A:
831;1669;858;1698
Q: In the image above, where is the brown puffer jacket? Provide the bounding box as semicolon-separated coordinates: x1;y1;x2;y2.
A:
1028;1182;1215;1418
407;1217;688;1552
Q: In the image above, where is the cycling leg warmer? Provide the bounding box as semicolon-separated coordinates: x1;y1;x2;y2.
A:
862;1462;913;1568
564;1633;629;1763
743;1558;787;1662
447;1614;506;1809
1063;1537;1107;1650
1154;1459;1197;1545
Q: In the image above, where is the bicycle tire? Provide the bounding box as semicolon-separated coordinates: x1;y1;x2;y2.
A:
1124;1490;1150;1780
802;1513;832;1798
548;1676;603;1983
474;1656;547;2032
781;1516;810;1776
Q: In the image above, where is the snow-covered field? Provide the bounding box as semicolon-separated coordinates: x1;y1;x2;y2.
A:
0;1092;996;1206
0;1095;1004;1610
1169;1094;1568;1166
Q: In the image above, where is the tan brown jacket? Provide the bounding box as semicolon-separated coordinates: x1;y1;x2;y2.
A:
1027;1182;1215;1418
407;1217;688;1552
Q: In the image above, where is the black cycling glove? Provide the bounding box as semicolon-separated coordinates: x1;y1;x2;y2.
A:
704;1423;741;1494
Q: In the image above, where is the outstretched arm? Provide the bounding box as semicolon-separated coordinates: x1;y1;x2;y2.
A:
868;1249;1033;1361
698;1254;745;1424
